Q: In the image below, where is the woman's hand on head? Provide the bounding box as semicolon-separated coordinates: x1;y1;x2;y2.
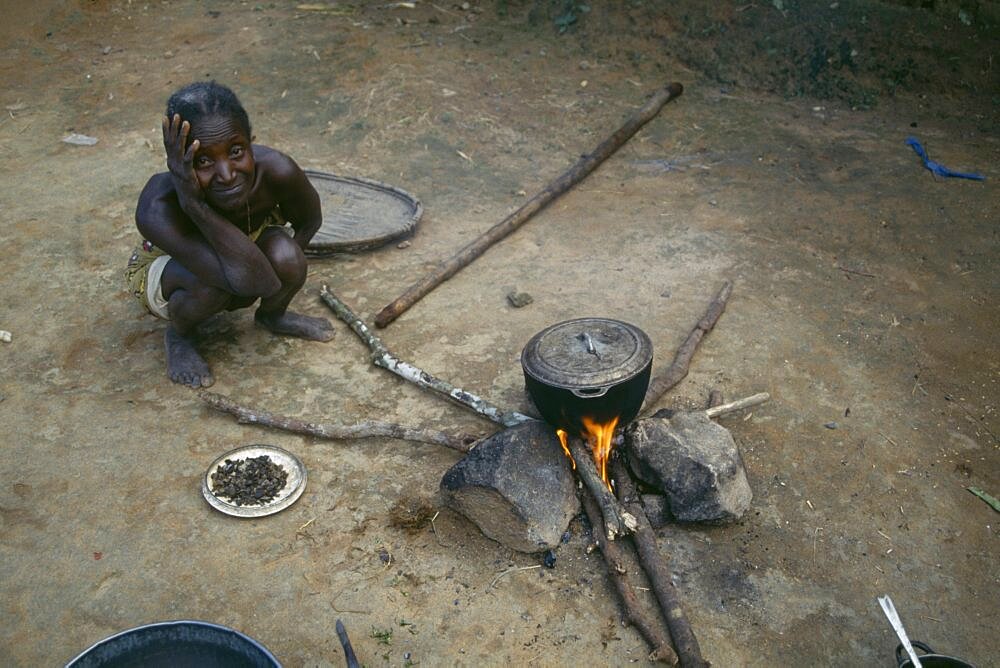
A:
162;113;203;204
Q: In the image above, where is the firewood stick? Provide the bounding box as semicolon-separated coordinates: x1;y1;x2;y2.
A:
566;436;637;541
611;458;709;668
704;392;769;419
199;391;480;452
373;82;684;328
320;285;535;428
581;488;679;665
641;281;732;415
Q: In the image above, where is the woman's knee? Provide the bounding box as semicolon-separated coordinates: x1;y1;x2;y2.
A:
185;281;234;311
259;231;307;286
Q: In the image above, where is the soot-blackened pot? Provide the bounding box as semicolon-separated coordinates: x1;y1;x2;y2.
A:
66;620;281;667
521;317;653;437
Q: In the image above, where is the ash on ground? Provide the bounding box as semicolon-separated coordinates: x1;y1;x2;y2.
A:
210;455;288;506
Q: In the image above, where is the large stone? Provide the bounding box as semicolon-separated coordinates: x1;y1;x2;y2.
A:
440;420;580;553
625;411;752;523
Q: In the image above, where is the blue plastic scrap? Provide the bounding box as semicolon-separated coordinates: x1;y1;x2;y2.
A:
905;136;985;181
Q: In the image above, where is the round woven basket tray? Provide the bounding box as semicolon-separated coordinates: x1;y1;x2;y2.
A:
304;169;422;256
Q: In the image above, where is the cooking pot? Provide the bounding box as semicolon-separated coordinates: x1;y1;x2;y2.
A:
65;620;281;668
896;641;976;668
521;317;653;437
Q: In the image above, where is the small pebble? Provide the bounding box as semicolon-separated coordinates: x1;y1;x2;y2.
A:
507;291;533;308
543;549;557;568
396;239;411;249
824;422;838;429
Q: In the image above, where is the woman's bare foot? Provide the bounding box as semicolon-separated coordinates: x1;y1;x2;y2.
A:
165;326;214;388
255;310;335;341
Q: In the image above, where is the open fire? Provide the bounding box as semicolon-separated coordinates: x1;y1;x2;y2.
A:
556;414;621;491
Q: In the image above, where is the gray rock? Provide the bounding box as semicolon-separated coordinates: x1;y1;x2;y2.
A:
506;290;534;308
640;494;671;529
440;420;579;553
625;411;752;523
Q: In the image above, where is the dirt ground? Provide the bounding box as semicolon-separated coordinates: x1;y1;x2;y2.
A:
1;1;997;666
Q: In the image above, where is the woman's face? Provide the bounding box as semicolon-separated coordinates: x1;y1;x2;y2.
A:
189;113;255;212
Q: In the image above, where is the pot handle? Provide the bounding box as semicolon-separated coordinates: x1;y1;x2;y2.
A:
570;386;611;399
895;641;933;667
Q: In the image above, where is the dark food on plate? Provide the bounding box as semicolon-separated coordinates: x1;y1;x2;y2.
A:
210;455;288;506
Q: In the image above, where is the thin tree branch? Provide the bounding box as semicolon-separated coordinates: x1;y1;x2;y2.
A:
199;390;480;452
320;285;535;428
704;392;769;419
642;281;733;415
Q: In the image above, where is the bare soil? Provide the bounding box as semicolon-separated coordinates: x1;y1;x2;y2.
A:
1;1;997;666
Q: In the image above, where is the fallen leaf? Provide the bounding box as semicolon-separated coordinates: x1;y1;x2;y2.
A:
63;133;99;146
968;487;1000;513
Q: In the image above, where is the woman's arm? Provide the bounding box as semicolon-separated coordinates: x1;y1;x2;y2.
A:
261;149;323;250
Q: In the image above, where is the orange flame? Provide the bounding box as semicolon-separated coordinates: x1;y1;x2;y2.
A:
555;429;576;470
581;415;620;489
555;417;621;491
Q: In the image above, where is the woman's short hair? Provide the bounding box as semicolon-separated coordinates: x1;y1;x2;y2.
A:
166;81;252;143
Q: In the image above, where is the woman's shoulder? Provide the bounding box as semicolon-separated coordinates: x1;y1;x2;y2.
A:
137;172;177;213
253;145;300;178
253;145;314;201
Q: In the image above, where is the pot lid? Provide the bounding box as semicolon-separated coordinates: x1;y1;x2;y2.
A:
521;317;653;389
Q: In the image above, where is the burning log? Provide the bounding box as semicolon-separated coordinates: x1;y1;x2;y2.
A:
564;435;637;541
320;285;535;428
580;487;679;665
611;457;709;668
199;391;480;452
642;281;733;415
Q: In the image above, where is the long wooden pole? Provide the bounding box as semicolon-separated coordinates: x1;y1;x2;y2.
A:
373;82;684;328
